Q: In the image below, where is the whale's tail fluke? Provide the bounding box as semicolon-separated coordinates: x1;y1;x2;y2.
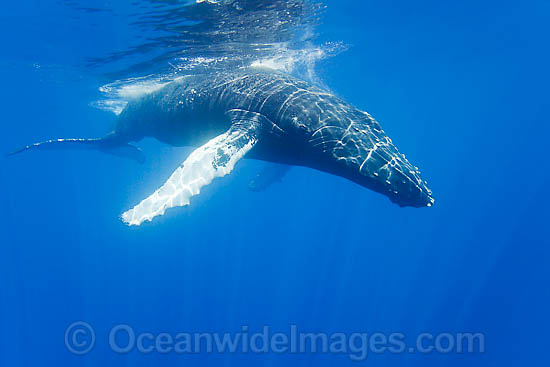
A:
7;134;145;164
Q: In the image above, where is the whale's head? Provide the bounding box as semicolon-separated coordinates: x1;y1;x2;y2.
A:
359;153;435;208
308;113;434;208
343;146;434;208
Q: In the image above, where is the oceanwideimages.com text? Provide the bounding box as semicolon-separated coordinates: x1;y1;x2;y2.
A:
65;322;485;360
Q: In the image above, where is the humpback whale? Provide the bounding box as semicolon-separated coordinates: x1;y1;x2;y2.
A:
10;69;434;225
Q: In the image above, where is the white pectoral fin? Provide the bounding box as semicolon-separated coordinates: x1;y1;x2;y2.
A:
121;118;261;226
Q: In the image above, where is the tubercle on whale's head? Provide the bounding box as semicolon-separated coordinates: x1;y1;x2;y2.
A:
366;171;435;208
390;178;435;208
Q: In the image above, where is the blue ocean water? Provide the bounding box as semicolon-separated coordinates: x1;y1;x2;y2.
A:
1;0;549;366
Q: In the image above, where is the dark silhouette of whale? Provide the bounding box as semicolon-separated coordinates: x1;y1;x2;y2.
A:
10;69;434;225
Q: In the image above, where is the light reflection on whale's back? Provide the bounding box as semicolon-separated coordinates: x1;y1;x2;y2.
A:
76;0;344;115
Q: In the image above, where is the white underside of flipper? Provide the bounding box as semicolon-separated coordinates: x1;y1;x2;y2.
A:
121;119;260;226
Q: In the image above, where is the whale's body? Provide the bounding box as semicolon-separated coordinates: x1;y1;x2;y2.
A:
12;69;433;224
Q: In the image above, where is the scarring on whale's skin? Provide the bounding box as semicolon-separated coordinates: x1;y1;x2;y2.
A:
113;69;434;208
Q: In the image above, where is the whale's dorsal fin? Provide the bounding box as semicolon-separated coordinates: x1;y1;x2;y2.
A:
121;113;263;226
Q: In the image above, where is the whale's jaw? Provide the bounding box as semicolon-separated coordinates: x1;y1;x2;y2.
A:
307;114;433;208
343;144;433;208
317;151;434;208
354;149;434;208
